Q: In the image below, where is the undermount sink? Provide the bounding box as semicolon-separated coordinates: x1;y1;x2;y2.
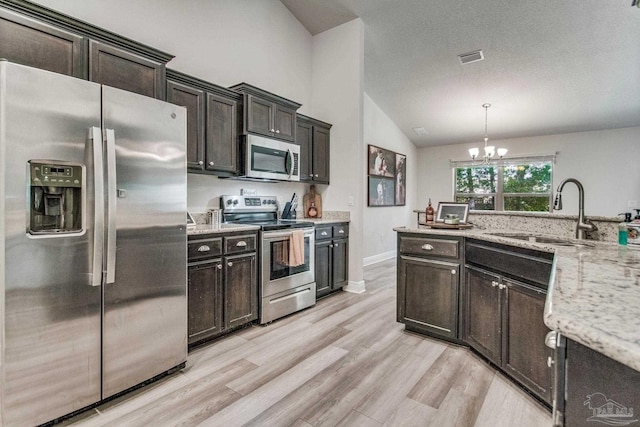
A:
487;232;595;247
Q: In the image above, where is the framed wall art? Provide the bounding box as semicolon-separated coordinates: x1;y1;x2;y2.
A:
367;144;406;207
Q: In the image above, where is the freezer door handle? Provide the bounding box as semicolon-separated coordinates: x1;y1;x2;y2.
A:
90;126;104;287
105;128;117;284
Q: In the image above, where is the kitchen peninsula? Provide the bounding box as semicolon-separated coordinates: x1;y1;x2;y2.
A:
395;223;640;425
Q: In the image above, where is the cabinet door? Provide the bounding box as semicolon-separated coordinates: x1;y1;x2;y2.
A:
503;278;553;404
188;260;223;344
332;238;348;290
0;9;86;78
312;125;330;184
89;40;165;99
167;80;205;170
224;253;257;329
296;120;313;182
205;93;238;174
246;95;274;137
273;104;296;142
399;255;459;339
464;266;502;364
315;239;332;298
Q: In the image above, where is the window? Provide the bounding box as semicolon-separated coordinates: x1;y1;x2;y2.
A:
452;158;553;212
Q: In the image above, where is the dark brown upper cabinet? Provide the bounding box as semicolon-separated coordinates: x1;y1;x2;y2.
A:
0;7;86;78
296;114;331;184
166;69;242;176
89;40;166;99
0;0;173;99
230;83;301;143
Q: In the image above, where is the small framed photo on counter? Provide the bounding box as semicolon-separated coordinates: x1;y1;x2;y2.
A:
436;202;469;223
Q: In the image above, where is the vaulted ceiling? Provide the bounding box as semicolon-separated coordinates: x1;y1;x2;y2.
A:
281;0;640;147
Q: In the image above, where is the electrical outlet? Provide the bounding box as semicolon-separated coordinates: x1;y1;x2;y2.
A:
241;188;257;196
347;196;354;206
628;200;638;208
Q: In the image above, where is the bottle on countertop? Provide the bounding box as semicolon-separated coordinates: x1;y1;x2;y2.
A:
618;212;632;245
426;198;435;223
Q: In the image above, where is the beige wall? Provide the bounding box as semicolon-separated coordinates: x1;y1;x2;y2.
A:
417;126;640;218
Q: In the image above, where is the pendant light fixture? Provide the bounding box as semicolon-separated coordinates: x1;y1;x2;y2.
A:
469;103;507;163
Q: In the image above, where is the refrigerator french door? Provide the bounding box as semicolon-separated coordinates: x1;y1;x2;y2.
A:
0;61;187;427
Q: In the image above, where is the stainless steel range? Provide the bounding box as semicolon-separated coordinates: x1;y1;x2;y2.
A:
221;195;316;323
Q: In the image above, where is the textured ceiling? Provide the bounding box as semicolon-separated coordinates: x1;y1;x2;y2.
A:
280;0;640;147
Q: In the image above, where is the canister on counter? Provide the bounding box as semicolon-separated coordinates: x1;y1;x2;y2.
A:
628;223;640;246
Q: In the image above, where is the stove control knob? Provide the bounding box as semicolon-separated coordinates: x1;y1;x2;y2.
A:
233;200;238;205
263;200;267;204
226;199;232;206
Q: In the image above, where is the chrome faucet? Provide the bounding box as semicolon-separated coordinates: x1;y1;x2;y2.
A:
553;178;597;240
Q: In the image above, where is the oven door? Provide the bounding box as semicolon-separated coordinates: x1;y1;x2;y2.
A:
261;227;314;297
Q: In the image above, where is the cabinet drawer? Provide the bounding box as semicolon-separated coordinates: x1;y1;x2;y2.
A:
400;236;459;259
188;237;222;261
224;234;256;254
315;226;332;240
333;224;349;238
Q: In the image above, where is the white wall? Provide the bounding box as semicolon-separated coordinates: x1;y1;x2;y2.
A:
417;126;640;217
311;19;365;287
363;94;417;264
30;0;314;113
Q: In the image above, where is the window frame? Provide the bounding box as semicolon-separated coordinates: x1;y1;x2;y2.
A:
450;154;555;213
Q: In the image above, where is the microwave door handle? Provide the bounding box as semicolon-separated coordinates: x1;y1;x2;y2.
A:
90;126;104;287
287;148;294;179
105;128;117;284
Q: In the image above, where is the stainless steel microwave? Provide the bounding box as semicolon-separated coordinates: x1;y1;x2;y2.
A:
242;134;300;181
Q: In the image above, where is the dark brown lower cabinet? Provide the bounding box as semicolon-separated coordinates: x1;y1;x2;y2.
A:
188;233;257;348
398;256;459;339
315;224;349;299
463;265;552;405
563;338;640;427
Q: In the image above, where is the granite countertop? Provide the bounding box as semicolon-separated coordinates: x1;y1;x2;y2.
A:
394;225;640;372
188;223;260;235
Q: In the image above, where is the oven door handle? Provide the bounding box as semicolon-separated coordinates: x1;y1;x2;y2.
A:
263;229;314;240
286;148;294;179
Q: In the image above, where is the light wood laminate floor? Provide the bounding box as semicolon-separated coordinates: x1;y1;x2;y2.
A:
60;258;551;427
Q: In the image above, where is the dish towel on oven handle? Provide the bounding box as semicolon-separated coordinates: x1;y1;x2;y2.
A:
288;229;305;267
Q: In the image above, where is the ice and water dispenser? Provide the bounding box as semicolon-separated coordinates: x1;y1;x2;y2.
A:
28;161;84;235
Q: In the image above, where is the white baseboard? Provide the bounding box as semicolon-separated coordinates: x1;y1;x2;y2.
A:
344;280;366;294
363;250;397;267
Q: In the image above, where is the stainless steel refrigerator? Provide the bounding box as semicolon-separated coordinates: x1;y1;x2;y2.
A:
0;61;188;427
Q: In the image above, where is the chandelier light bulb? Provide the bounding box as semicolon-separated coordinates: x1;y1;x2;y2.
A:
497;148;508;158
484;146;495;158
469;147;480;159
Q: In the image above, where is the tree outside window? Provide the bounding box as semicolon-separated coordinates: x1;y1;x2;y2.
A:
454;161;552;212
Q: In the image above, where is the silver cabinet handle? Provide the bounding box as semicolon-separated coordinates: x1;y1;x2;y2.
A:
270;128;275;133
315;174;319;178
228;261;233;267
329;244;333;248
498;283;506;290
209;161;214;166
321;231;328;236
334;243;339;247
198;160;203;165
491;281;499;287
90;127;104;287
421;244;434;251
338;229;345;234
236;241;247;247
197;245;210;252
547;356;554;368
217;264;222;270
451;269;456;275
275;129;280;134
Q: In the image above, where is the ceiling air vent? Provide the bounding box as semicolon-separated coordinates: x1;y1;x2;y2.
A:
458;50;484;65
